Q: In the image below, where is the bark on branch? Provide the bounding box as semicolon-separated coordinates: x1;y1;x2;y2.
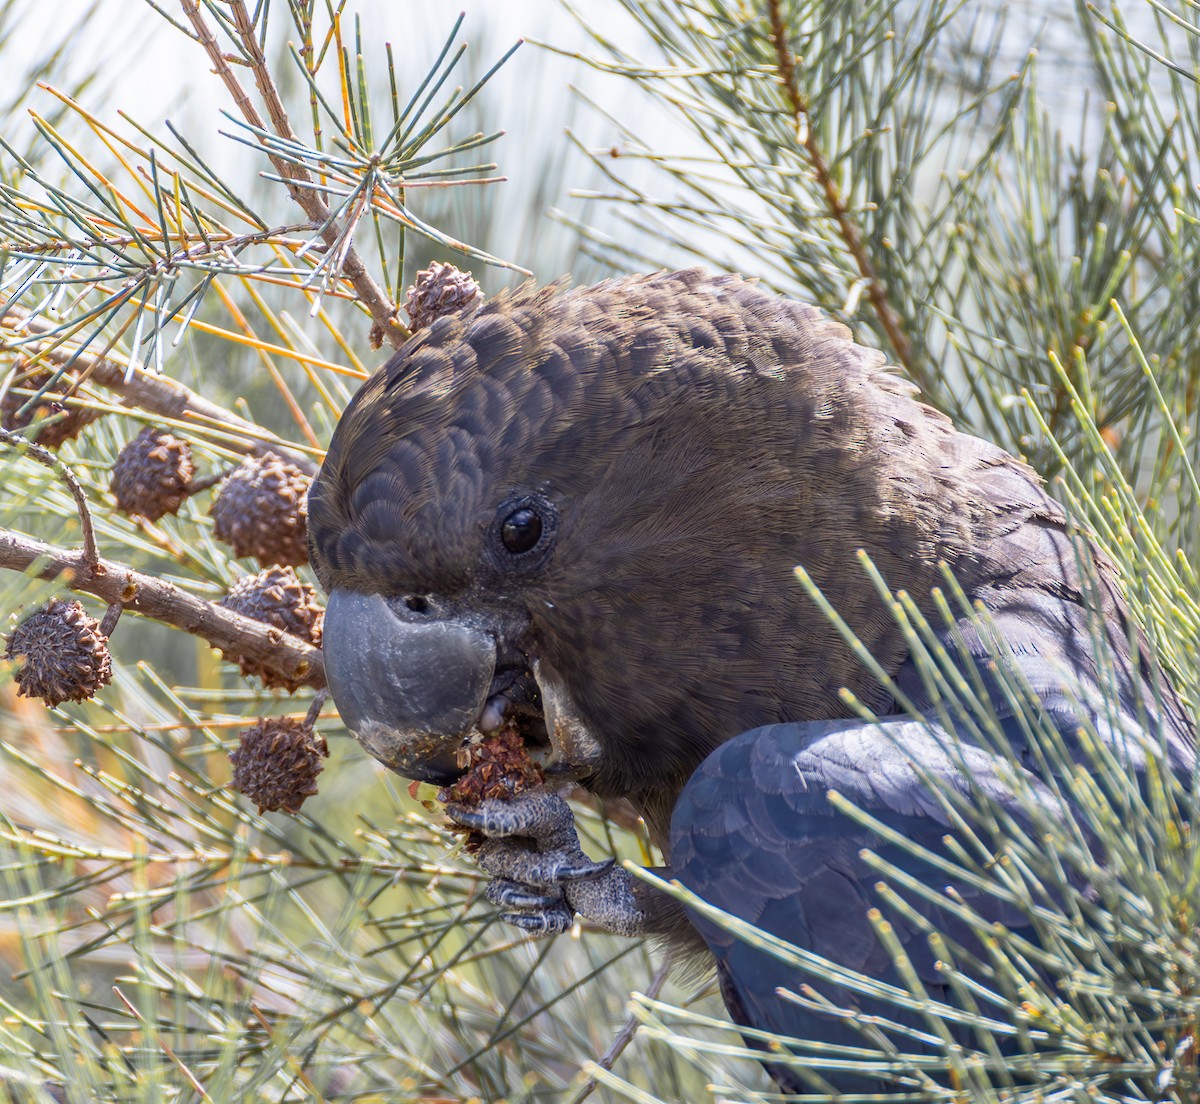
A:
0;528;325;690
2;306;319;476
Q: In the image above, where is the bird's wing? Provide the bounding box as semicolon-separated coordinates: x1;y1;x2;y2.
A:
670;714;1048;1089
894;585;1193;771
668;593;1191;1091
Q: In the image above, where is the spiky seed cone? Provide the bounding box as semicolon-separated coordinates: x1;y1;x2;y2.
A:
110;426;196;522
217;566;324;691
441;724;545;807
1;365;100;449
404;262;482;331
229;717;328;814
211;452;310;567
4;598;112;707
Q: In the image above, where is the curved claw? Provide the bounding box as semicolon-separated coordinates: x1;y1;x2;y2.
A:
486;879;564;910
501;904;575;935
475;840;615;887
444;805;500;832
560;856;616;882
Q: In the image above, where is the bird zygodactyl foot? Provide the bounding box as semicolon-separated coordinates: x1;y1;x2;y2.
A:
447;791;653;938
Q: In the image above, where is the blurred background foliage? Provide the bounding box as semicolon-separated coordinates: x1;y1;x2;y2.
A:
0;0;1197;1101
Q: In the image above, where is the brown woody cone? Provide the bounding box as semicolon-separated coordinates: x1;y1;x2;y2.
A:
211;452;310;567
4;598;112;707
404;262;482;331
440;724;544;808
110;426;196;522
229;717;328;814
217;566;324;691
1;365;101;449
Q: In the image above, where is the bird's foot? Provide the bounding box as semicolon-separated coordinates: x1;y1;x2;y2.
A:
446;791;652;938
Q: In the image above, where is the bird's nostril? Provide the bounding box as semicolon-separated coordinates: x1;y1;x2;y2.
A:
404;595;431;615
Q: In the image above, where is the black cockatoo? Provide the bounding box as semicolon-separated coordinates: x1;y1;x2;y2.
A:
307;270;1194;1092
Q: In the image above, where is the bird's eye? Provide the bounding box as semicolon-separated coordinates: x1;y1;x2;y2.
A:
490;493;558;572
501;506;542;554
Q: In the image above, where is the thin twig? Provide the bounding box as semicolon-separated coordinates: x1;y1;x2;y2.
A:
180;0;408;349
0;426;100;573
112;986;212;1100
0;527;325;689
766;0;926;393
186;467;236;496
1;221;317;259
98;601;123;637
2;306;319;475
303;687;329;730
568;957;672;1104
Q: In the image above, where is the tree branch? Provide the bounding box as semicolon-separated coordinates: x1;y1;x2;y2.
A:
568;957;672;1104
766;0;927;394
2;306;319;476
0;427;99;573
0;528;325;690
179;0;409;350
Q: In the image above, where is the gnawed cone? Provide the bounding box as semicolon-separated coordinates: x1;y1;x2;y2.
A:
440;724;544;807
404;262;482;331
217;566;324;691
4;598;112;707
230;716;328;814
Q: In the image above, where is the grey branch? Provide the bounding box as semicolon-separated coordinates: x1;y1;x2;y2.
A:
0;427;99;571
568;957;672;1104
0;527;325;690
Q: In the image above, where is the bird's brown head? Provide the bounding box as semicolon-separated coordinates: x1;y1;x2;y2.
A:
309;270;977;814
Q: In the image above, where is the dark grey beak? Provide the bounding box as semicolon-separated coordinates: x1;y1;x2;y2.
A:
323;589;496;783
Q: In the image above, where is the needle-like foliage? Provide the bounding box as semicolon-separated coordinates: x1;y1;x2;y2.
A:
1;0;1199;1101
558;0;1200;477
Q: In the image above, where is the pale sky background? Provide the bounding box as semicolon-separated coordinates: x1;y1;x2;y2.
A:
8;2;603;119
5;1;1135;189
1;1;650;274
0;0;1181;289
